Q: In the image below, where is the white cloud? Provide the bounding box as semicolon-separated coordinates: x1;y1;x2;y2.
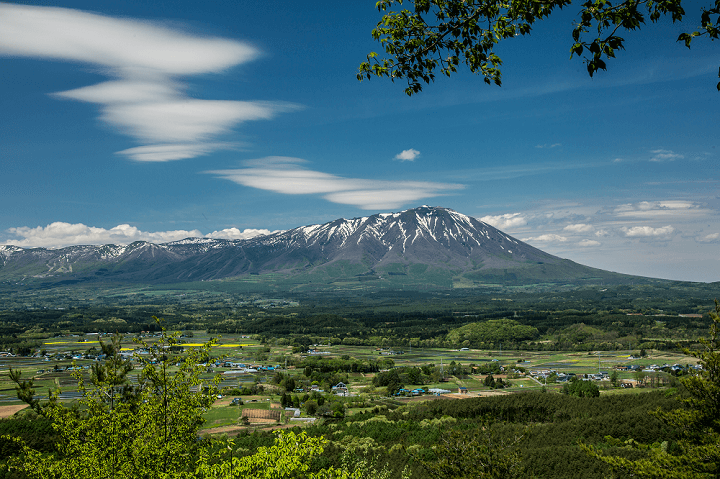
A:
465;199;719;282
116;143;236;162
480;213;527;230
394;149;420;161
563;223;593;233
649;149;684;162
521;234;568;243
2;222;203;248
99;99;285;144
0;4;293;161
535;143;561;149
208;157;464;210
621;225;675;237
614;201;705;218
206;228;280;240
54;80;180;104
324;189;439;210
1;222;279;249
697;233;720;243
0;5;257;73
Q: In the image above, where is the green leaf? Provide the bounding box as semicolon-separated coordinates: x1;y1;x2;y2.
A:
359;0;720;93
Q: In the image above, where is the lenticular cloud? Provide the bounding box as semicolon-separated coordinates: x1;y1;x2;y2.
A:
208;157;464;210
0;4;294;161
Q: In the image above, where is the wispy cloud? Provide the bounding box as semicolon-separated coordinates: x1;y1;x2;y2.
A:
116;143;237;162
451;160;603;182
645;179;718;186
208;157;464;210
535;143;561;149
521;234;568;243
621;225;675;237
394;149;420;161
697;232;720;243
0;4;294;161
1;222;275;249
614;201;706;218
480;213;527;230
206;228;280;240
563;223;593;233
578;239;601;247
649;149;684;162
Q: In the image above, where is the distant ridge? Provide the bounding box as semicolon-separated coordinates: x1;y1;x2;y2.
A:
0;206;656;289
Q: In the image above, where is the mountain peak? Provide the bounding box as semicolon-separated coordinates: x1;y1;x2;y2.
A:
0;206;638;288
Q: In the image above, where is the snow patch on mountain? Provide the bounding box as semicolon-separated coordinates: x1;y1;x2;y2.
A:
0;206;568;285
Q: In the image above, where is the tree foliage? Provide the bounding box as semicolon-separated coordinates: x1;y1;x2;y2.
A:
413;425;525;478
582;300;720;477
3;317;389;479
6;320;218;478
358;0;720;95
446;319;538;346
561;377;600;397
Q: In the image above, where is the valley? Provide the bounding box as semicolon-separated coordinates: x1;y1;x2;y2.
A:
1;319;707;478
1;206;718;478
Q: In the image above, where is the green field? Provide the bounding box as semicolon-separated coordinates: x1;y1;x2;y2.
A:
2;329;695;422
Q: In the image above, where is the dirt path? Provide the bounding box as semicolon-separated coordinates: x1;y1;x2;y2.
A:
203;422;296;436
0;404;28;418
214;397;233;407
473;390;512;398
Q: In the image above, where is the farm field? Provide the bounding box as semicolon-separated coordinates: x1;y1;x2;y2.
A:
1;329;696;429
2;298;718;479
1;273;717;478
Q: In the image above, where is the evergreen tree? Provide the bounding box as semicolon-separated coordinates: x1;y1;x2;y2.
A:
414;423;525;478
562;378;600;398
582;301;720;477
4;317;399;478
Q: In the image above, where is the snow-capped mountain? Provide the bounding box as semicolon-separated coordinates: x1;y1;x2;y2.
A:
0;206;634;288
237;205;551;270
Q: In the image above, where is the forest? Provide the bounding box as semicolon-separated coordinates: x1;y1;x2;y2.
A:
1;281;718;355
0;282;719;477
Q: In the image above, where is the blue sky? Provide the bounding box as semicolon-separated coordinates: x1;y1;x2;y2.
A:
1;1;718;282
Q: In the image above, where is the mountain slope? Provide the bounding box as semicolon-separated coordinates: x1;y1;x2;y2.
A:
0;206;648;289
